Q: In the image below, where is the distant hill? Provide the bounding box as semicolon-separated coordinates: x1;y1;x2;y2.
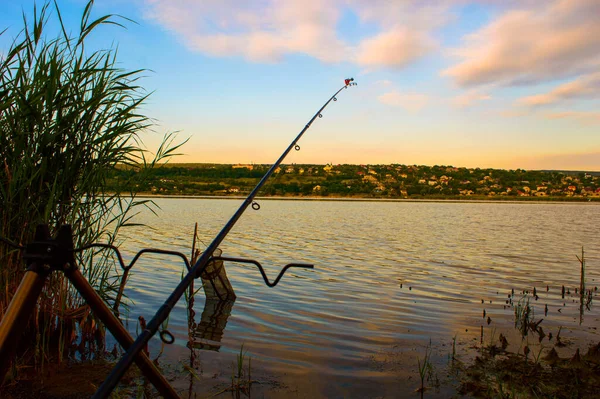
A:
107;163;600;201
161;163;600;175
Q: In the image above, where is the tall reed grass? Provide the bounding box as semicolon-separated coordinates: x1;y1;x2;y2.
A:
0;0;183;369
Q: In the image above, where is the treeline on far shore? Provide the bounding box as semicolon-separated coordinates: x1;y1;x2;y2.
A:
107;163;600;201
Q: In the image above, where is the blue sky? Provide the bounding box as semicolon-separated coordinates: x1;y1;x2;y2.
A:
1;0;598;170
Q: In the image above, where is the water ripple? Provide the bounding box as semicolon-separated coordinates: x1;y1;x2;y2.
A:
115;199;600;379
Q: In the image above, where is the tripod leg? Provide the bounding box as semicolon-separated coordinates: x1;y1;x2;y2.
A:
0;269;48;384
66;267;179;398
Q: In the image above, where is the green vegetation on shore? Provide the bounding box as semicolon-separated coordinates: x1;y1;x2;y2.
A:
0;0;182;380
107;163;600;201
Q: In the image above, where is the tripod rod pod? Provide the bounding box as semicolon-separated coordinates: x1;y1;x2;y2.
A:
0;225;179;397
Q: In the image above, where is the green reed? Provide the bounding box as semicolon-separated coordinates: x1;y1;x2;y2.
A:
514;294;532;338
228;344;253;397
417;339;437;394
0;0;184;371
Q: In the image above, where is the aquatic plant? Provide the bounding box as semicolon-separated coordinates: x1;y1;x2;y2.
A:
233;344;249;387
0;0;183;372
514;294;531;336
417;339;437;393
208;343;254;398
513;293;545;340
451;334;458;362
576;247;594;320
459;340;600;398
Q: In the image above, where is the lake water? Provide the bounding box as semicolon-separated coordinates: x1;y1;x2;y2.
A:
113;199;600;397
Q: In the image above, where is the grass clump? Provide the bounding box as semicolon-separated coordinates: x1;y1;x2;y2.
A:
458;341;600;398
0;0;183;374
231;344;253;396
416;339;439;394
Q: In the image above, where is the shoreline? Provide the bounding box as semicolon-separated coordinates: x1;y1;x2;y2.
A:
133;194;600;205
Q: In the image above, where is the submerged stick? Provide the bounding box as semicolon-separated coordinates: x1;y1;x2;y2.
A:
577;247;585;324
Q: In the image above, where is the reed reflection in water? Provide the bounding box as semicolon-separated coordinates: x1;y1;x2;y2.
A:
115;199;600;396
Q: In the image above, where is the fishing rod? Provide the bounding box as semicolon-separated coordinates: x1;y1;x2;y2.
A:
93;78;357;397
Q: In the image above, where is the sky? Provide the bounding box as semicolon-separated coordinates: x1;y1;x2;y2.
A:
1;0;599;171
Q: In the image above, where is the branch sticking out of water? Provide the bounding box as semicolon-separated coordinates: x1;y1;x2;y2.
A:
577;247;586;324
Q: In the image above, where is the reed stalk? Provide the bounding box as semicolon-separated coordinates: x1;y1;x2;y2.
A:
577;247;586;323
0;0;184;371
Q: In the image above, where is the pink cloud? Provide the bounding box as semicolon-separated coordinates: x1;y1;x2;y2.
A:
144;0;348;63
143;0;442;68
545;111;600;124
355;28;435;69
443;0;600;86
518;72;600;106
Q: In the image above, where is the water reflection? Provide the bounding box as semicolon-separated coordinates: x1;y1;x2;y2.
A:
118;199;600;392
185;294;236;397
188;298;235;351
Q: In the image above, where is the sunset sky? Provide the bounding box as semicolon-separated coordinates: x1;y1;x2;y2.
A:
1;0;598;170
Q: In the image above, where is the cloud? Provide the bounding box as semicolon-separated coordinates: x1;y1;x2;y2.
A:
143;0;444;68
144;0;348;63
544;111;600;124
443;0;600;87
378;91;428;112
355;28;435;69
349;0;447;69
452;90;491;108
518;72;600;106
